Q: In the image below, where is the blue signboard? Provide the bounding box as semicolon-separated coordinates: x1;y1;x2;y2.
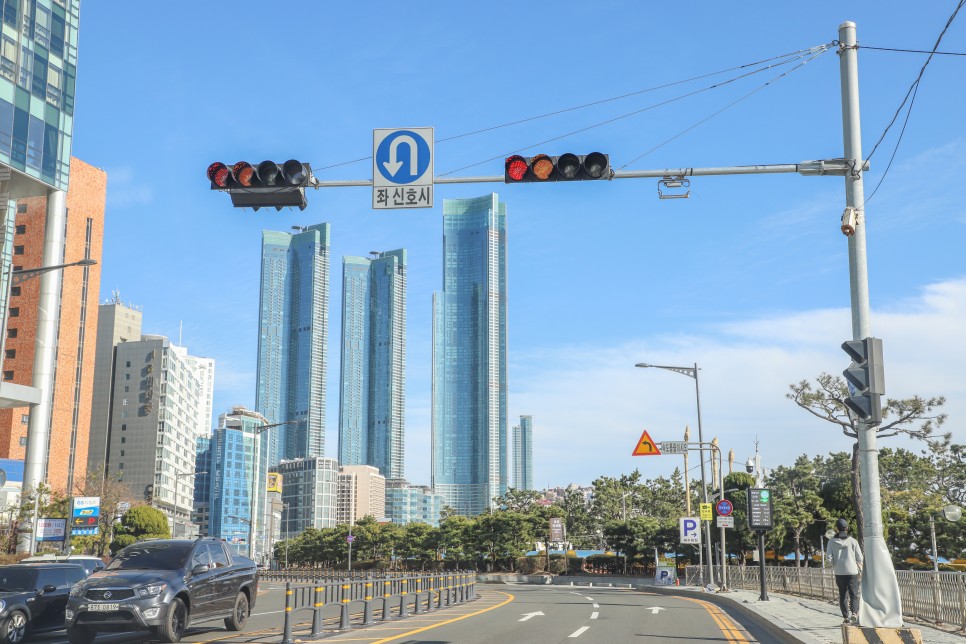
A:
71;497;101;535
375;130;432;185
71;527;99;536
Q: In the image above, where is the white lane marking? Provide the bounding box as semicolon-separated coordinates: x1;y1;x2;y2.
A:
593;603;599;608
591;611;599;620
584;596;594;601
519;611;545;622
569;626;590;638
570;591;580;594
251;609;286;616
647;606;666;614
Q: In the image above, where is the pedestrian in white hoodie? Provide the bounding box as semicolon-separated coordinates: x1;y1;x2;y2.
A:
826;518;863;623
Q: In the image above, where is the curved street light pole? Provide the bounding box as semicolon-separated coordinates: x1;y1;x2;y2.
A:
636;362;715;588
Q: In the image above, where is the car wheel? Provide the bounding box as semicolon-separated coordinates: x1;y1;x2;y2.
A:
224;591;249;631
67;625;97;644
1;611;27;644
158;598;188;643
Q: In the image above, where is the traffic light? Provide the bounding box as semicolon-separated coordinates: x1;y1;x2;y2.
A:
504;152;611;183
841;337;884;424
144;484;154;504
206;160;314;211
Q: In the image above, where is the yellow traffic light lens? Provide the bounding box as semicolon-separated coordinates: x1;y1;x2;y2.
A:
531;155;553;180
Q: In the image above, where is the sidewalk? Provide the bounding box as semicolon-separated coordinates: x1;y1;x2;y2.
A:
673;585;964;643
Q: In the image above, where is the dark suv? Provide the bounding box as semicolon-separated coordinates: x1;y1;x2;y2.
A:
65;538;257;644
0;564;87;643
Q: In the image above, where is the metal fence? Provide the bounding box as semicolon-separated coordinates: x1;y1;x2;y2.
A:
259;568;415;583
278;572;477;642
685;565;966;629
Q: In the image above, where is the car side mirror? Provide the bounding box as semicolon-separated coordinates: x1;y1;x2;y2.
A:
42;584;57;593
191;564;210;575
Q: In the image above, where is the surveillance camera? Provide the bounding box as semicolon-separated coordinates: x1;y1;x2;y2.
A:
841;207;857;236
745;464;754;473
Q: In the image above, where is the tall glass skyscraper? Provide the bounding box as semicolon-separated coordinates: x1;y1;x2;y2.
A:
432;194;507;516
255;224;330;465
512;415;533;491
338;250;406;479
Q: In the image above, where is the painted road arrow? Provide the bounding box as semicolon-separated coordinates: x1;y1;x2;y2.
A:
519;611;545;622
647;607;666;614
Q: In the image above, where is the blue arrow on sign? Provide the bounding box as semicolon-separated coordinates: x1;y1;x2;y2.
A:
375;130;431;184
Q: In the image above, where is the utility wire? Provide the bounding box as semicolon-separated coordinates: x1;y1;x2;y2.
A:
438;46;830;177
859;45;966;56
862;0;965;205
619;46;833;169
311;46;828;174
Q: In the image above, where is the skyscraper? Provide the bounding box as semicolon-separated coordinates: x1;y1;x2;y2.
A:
431;194;507;515
512;415;533;491
255;224;330;465
338;250;406;479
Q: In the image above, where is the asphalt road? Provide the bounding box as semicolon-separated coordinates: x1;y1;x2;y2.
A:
23;582;780;644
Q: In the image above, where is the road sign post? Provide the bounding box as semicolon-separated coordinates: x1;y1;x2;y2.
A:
373;128;434;209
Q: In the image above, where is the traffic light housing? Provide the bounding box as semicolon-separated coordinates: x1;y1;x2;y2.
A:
144;484;154;504
206;160;314;211
841;337;884;424
504;152;611;183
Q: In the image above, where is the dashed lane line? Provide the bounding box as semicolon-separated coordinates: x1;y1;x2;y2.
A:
569;626;590;638
591;611;599;620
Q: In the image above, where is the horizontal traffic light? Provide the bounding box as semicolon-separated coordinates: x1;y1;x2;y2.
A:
504;152;611;183
207;160;314;210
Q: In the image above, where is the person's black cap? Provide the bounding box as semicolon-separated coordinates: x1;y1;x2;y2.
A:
836;518;849;531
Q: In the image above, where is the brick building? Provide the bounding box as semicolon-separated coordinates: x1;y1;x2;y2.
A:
0;157;105;494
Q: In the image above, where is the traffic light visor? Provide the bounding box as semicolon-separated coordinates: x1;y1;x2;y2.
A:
281;159;306;186
257;161;280;186
233;162;254;187
505;155;528;181
207;162;230;187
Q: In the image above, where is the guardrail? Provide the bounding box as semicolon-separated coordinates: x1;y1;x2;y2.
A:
685;565;966;629
259;569;414;583
279;572;477;642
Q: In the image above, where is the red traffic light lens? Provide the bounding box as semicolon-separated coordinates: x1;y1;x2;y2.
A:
281;159;306;186
233;162;254;187
583;152;608;179
257;161;280;186
505;155;528;181
531;154;554;181
207;162;230;187
557;153;580;179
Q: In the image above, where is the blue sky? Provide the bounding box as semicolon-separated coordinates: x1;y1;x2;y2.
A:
73;2;965;489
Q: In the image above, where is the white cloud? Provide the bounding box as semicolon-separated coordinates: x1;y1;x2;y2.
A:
511;277;966;488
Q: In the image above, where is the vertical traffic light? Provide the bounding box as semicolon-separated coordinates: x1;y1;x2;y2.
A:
841;337;884;423
504;153;611;183
207;160;315;210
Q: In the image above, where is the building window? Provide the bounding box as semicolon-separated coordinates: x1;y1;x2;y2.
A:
9;286;20;297
19;437;26;446
121;437;126;444
13;245;23;255
8;308;17;318
126;361;131;367
16;204;26;214
20;414;27;424
4;349;13;359
2;371;11;380
121;424;126;431
6;329;15;339
14;224;25;235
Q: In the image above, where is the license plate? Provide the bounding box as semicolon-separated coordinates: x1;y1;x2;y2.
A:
88;603;120;611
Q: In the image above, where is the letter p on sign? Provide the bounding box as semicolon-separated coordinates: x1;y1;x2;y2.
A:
680;517;701;544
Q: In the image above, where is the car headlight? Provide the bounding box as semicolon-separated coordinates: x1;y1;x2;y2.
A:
69;584;84;597
136;583;167;597
0;599;6;613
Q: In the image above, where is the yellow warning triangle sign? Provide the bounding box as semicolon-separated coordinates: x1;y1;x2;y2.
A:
632;429;661;456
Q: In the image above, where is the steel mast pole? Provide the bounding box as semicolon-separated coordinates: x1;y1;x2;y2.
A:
838;21;902;628
692;364;715;587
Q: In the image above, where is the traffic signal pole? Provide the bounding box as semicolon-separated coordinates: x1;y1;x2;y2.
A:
838;21;901;628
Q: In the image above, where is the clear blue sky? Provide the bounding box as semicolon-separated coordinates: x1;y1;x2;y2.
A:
73;2;965;489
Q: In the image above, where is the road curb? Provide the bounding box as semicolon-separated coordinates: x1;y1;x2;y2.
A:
645;585;808;644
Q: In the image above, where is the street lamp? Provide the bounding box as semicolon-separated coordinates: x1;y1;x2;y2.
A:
929;505;962;573
171;469;206;538
247;419;298;560
6;259;97;555
635;362;715;588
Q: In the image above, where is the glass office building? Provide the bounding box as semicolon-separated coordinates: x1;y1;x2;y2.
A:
255;224;330;466
512;415;533;491
338;250;406;479
431;194;507;516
